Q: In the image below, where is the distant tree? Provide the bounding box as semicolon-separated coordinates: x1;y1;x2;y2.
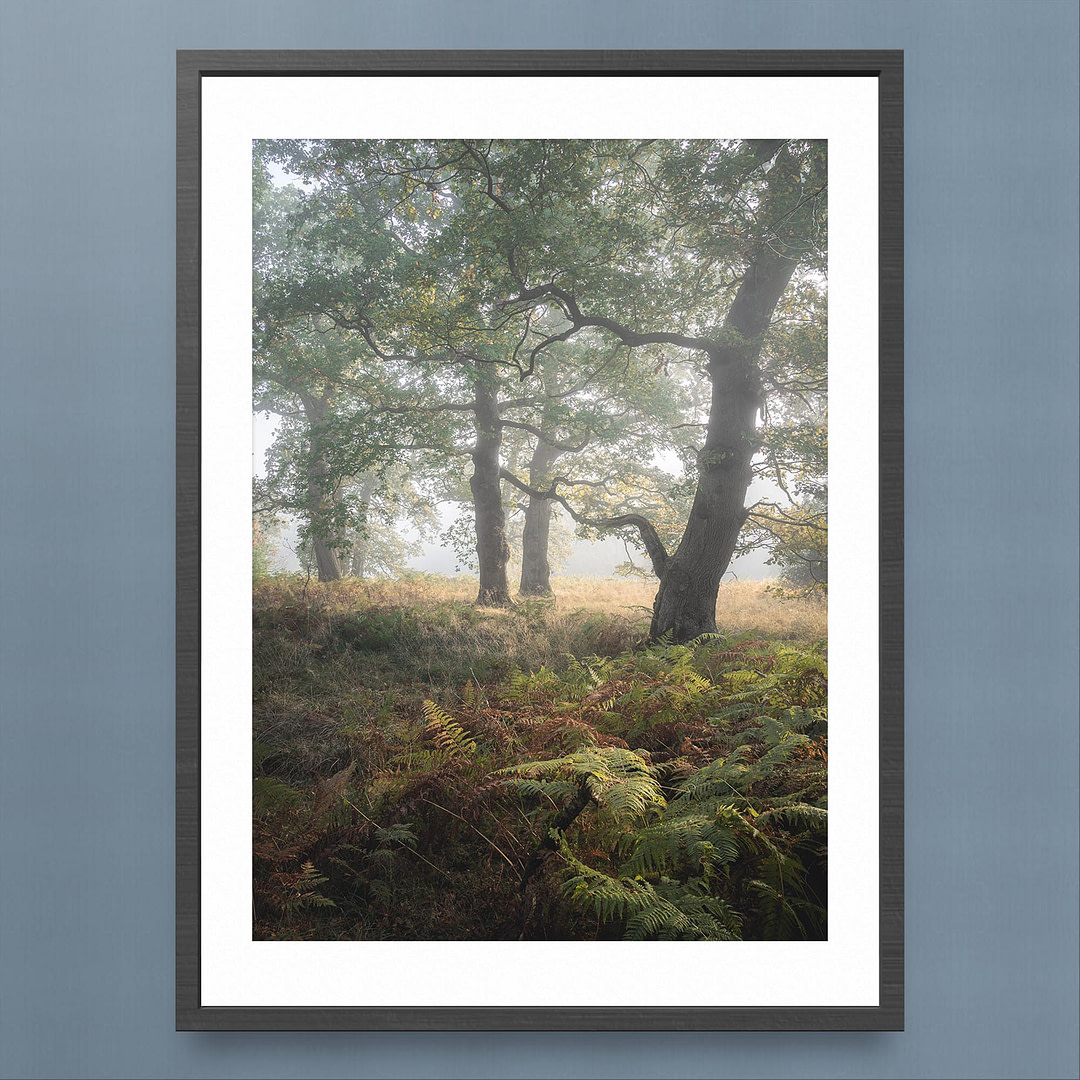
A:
253;158;460;581
339;465;440;579
252;514;282;578
750;492;828;596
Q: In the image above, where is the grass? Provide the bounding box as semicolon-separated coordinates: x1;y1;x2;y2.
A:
256;571;826;640
252;572;828;942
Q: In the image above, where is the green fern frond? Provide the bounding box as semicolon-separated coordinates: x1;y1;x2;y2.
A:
501;776;578;802
375;822;419;848
503;665;563;703
675;747;755;800
620;806;745;876
461;679;481;709
253;776;303;814
422;700;477;758
755;733;811;771
756;803;828;832
709;702;766;724
282;861;336;915
747;872;823;940
501;747;664;822
369;878;394;905
560;844;740;941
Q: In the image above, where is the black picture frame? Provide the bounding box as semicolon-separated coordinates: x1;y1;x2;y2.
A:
177;49;903;1032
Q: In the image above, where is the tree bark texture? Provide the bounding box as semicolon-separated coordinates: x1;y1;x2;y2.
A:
301;393;342;583
311;536;342;584
518;438;562;596
648;346;767;641
650;149;807;641
470;371;514;607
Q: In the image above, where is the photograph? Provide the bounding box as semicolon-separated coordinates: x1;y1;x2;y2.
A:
249;135;831;945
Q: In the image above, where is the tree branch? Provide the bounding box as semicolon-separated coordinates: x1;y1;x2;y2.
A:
371;402;478;416
499;419;590;453
463;141;514;214
499;469;669;576
500;281;719;356
746;507;828;533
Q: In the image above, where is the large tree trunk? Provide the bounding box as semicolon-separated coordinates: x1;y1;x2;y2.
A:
651;269;801;641
650;145;809;642
519;439;562;596
301;393;342;583
470;370;514;607
311;535;342;583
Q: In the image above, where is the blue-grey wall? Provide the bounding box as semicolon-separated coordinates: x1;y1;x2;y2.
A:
1;3;1076;1078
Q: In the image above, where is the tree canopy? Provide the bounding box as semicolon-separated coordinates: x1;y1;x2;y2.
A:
253;138;827;640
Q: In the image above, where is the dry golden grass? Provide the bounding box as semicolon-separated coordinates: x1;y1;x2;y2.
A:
552;576;826;638
715;579;826;638
254;571;826;642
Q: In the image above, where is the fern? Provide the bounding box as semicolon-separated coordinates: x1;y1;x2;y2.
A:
560;843;741;941
547;728;828;942
619;804;746;877
362;822;420;905
253;776;304;814
461;679;481;709
281;861;336;916
422;700;477;759
504;776;579;802
756;803;828;831
374;822;419;848
254;577;829;942
503;665;562;704
748;849;827;940
501;747;664;821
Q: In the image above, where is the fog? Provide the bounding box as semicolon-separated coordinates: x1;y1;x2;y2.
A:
253;412;780;581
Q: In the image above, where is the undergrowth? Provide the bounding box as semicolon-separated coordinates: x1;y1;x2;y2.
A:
253;575;827;941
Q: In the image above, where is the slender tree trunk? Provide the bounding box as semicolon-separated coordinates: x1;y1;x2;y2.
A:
301;393;342;583
470;370;514;607
349;546;366;580
650;245;799;642
347;473;377;578
519;350;565;597
519;439;562;596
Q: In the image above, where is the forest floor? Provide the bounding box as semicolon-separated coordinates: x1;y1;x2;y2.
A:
253;574;829;942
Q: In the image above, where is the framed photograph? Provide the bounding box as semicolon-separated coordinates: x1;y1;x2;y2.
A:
177;50;903;1031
